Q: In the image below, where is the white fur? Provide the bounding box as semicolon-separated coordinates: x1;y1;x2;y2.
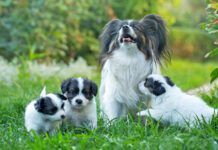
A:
64;99;97;129
40;86;46;97
137;74;218;127
100;37;159;121
64;78;97;129
25;87;65;135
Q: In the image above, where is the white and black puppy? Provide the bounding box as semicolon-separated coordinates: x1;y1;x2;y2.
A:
137;74;218;127
61;77;98;129
99;14;169;121
25;87;67;135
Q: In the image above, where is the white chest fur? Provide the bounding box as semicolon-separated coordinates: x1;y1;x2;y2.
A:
101;45;159;109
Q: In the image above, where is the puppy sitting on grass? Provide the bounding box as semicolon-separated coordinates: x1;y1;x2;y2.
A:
137;74;217;127
25;87;67;135
61;77;98;129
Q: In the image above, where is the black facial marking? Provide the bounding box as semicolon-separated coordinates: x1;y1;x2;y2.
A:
61;78;79;100
61;78;78;94
34;97;58;115
164;76;175;87
56;93;67;100
61;103;65;109
82;79;98;100
144;78;166;96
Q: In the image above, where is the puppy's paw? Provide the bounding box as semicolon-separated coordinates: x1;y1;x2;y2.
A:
137;110;149;116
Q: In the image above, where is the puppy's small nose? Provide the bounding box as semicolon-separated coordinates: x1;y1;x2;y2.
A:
75;99;82;105
122;25;129;32
144;78;153;87
61;115;65;119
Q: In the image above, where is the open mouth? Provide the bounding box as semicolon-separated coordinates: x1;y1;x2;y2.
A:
120;34;136;43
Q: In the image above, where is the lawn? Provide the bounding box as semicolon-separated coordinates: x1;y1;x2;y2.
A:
162;58;217;91
0;59;218;149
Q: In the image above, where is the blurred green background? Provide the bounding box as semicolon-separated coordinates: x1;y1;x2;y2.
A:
0;0;217;64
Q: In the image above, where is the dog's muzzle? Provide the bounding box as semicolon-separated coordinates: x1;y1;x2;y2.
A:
119;25;136;43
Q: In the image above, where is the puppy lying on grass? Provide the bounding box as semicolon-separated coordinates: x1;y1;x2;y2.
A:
25;87;67;135
137;74;217;127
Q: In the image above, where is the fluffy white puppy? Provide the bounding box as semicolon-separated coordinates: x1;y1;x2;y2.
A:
137;74;218;127
25;87;67;135
61;78;98;129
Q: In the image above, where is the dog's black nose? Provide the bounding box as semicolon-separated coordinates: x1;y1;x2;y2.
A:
75;99;82;105
122;25;129;32
61;115;65;119
144;78;154;88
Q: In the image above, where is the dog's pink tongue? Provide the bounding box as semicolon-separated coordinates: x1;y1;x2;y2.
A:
123;37;132;42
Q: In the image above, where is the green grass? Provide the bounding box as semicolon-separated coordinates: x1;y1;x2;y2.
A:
162;58;217;91
0;59;218;150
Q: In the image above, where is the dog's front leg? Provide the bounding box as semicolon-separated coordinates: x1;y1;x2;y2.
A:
101;99;127;121
137;109;162;121
90;115;97;129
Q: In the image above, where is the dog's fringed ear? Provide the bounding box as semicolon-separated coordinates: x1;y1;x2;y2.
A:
99;19;121;64
164;76;174;87
90;81;98;96
40;86;46;97
34;97;45;112
61;79;70;94
56;93;67;101
140;14;167;58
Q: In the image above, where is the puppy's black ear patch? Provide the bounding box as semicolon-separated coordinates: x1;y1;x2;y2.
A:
90;81;98;96
164;76;174;86
61;78;78;94
61;79;71;94
34;97;57;115
152;81;166;96
61;78;77;94
34;98;43;112
56;93;67;100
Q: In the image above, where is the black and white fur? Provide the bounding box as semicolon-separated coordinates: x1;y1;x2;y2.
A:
25;87;67;135
137;74;218;127
61;77;98;129
99;14;168;121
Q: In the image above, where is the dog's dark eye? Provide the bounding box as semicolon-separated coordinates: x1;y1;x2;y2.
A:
61;103;64;109
71;88;79;93
132;25;137;29
82;89;88;94
51;107;58;114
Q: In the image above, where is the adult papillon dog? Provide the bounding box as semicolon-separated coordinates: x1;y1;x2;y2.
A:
99;14;169;121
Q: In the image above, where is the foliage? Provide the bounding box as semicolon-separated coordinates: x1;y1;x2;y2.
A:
173;0;207;28
162;59;217;90
204;0;218;83
169;27;216;60
0;0;108;64
205;0;218;34
109;0;179;26
201;85;218;108
0;0;180;64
